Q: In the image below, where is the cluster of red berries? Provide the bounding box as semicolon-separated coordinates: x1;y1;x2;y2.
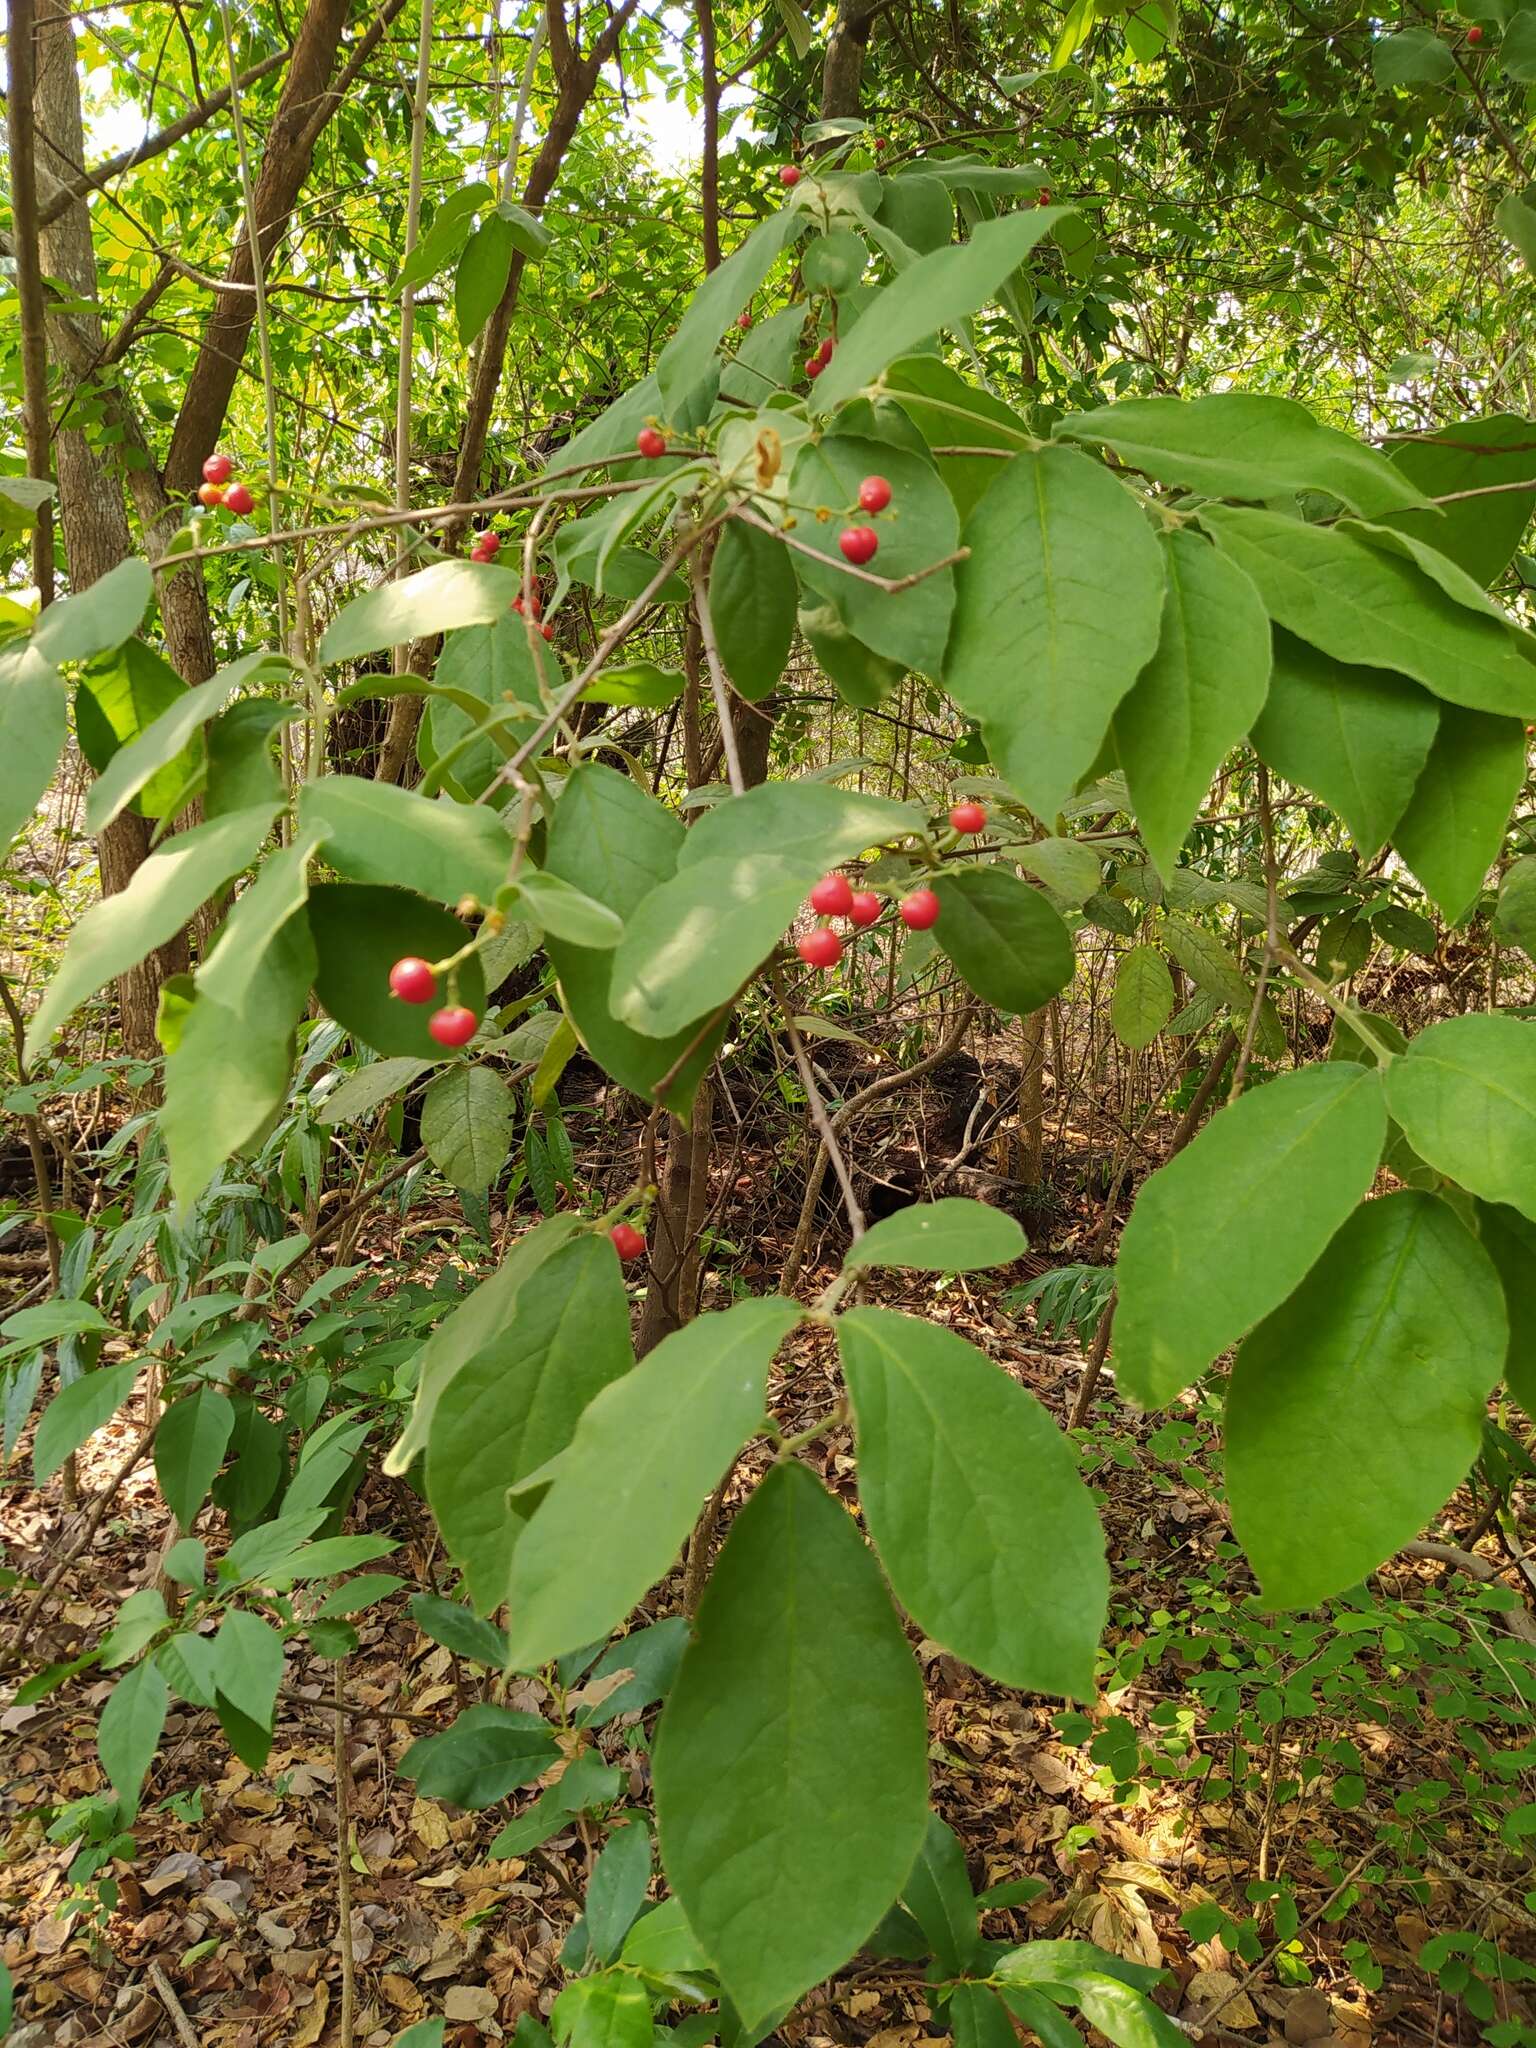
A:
509;589;555;640
791;803;985;969
609;1221;646;1262
197;452;254;516
388;956;477;1046
838;475;891;569
470;528;500;564
806;332;835;381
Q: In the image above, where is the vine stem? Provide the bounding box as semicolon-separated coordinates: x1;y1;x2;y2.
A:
215;0;288;656
773;973;866;1244
734;502;970;593
691;544;745;795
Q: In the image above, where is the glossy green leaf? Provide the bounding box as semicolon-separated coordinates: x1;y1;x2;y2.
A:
399;1703;561;1808
1495;856;1536;958
456;211;515;345
0;643;68;848
86;652;291;834
813;208;1066;410
1063;392;1428;516
33;558;152;663
839;1308;1106;1695
1383;1012;1536;1219
786;435;959;676
658;210;804;414
1111;944;1175;1050
213;1607;285;1739
903;1816;982;1974
552;1970;654;2048
308;883;486;1058
511;868;624;948
1475;1201;1536;1415
1009;835;1102;908
76;640;195;820
317;1055;430;1126
1373;27;1455;86
299;775;513;908
1113;531;1271;876
1228;1194;1505;1607
653;1461;928;2030
98;1657;167;1811
543;763;722;1115
1116;1063;1386;1408
409;1592;509;1668
680;779;917;873
608;853;808;1037
155;1388;236;1528
321;560;525;665
34;1360;138;1485
1384;414;1536;587
846;1198;1026;1273
1393;707;1525;923
710;519;798;701
421;1063;514;1190
489;1753;622;1858
427;1234;633;1610
1252;633;1438;852
100;1588;169;1668
1200;507;1536;719
506;1296;800;1670
946;445;1166;819
932;867;1076;1014
587;1820;653;1963
27;804;280;1059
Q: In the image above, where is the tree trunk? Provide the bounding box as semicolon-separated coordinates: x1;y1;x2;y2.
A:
34;0;187;1054
819;0;885;120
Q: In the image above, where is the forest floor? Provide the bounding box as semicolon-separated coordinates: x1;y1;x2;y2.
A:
2;1097;1535;2048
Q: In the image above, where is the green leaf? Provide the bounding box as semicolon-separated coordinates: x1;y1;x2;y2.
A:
876;177;956;259
1073;1974;1186;2048
490;1753;623;1858
1010;836;1102;908
206;697;288;817
384;1212;581;1474
1496;190;1536;268
1475;1201;1536;1415
162;850;317;1207
455;210;515;345
1251;633;1438;852
1393;707;1525;923
321;560;525;666
552;1970;654;2048
76;641;195;820
1227;1193;1505;1608
33;558;152;663
543;763;722;1116
839;1308;1106;1695
1199;507;1536;720
903;1815;982;1974
587;1820;653;1963
100;1587;169;1668
317;1055;430;1125
308;883;486;1059
512;868;624;948
658;210;805;414
421;1064;514;1191
1115;1064;1387;1408
607;853;808;1038
932;867;1076;1014
1159;911;1255;1018
946;445;1166;819
0;643;68;848
98;1657;167;1811
213;1607;285;1741
506;1297;800;1670
1383;414;1536;588
86;652;290;834
26;805;280;1059
1112;945;1174;1050
579;661;685;710
1113;530;1272;876
1060;391;1428;518
711;519;798;701
574;1616;689;1728
786;435;960;676
653;1461;929;2032
1383;1012;1536;1219
883;356;1031;521
1373;27;1455;86
399;1703;561;1808
499;199;553;261
681;779;918;873
847;1198;1026;1273
299;775;514;908
34;1360;138;1485
409;1592;508;1667
1496;855;1536;959
813;208;1067;411
427;1234;633;1611
950;1985;1022;2048
155;1388;235;1528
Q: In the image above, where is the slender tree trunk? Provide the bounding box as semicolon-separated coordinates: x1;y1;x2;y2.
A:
34;0;188;1054
819;0;885;119
7;0;55;605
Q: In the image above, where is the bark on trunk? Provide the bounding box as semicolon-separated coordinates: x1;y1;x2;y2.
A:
819;0;885;120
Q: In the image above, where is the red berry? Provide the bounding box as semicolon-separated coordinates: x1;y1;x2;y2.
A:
202;452;233;486
470;542;493;563
779;164;801;187
1037;188;1052;206
512;592;543;619
839;525;879;566
737;311;752;330
806;357;825;379
636;427;667;458
609;1222;646;1262
858;475;892;513
899;887;940;931
1468;22;1484;41
197;481;225;508
797;926;843;968
809;872;855;916
540;621;555;640
428;1005;477;1047
223;481;254;515
949;800;988;835
874;137;888;152
475;529;500;553
389;955;437;1004
816;334;835;365
849;891;882;927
